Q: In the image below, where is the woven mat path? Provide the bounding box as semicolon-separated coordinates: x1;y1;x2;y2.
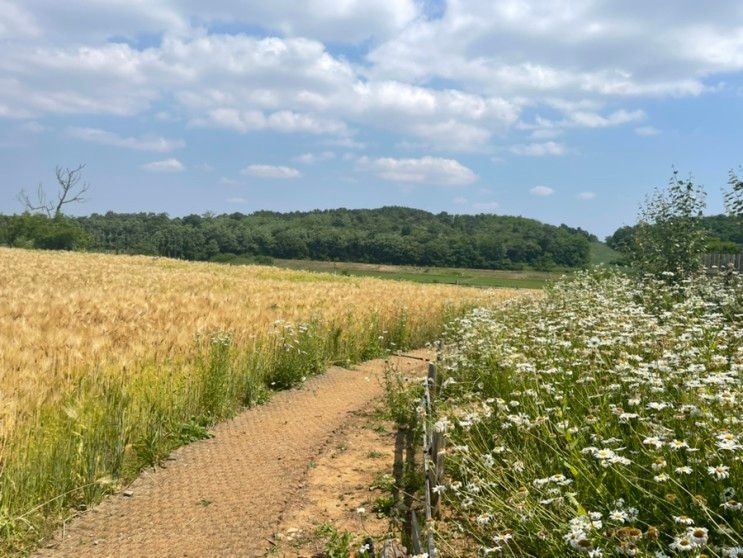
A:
36;351;431;558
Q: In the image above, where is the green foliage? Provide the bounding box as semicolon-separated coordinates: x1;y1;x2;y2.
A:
382;364;423;427
266;321;326;389
276;259;560;289
372;493;395;516
198;332;234;417
176;418;213;444
316;524;353;558
607;167;743;261
631;170;708;279
725;167;743;217
703;213;743;246
706;238;741;253
0;213;90;251
605;225;635;253
588;241;624;266
1;207;593;269
608;214;743;255
252;254;275;265
0;375;130;553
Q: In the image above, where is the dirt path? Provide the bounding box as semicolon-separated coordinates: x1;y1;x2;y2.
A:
36;351;431;558
269;402;401;557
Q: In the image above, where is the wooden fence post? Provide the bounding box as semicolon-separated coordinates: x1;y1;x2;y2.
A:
408;346;446;558
427;362;437;401
703;252;743;272
410;509;422;554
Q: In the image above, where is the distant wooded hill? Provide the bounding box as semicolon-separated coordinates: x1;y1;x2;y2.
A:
607;214;743;254
0;207;596;269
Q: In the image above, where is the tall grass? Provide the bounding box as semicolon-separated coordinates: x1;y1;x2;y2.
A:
0;248;520;555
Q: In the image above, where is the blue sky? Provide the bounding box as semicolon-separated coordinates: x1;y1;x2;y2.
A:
1;1;742;238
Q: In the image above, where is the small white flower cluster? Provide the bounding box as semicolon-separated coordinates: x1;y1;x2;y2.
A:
434;270;742;557
208;330;233;347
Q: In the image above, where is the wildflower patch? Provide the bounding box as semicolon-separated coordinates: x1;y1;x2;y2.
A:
436;271;742;557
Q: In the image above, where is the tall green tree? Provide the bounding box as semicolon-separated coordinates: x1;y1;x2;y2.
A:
631;170;707;280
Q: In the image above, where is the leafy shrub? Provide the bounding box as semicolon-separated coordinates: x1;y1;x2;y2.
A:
383;363;423;427
631;170;708;280
316;524;353;558
209;252;238;263
265;320;326;389
0;213;90;250
198;332;234;417
251;254;274;265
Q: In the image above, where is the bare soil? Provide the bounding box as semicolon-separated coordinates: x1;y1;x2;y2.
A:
268;407;397;557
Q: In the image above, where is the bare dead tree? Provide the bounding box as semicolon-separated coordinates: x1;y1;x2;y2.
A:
18;164;89;218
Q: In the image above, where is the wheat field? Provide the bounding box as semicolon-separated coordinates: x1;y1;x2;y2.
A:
0;247;521;553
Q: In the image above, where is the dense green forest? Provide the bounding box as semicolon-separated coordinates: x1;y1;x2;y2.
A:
606;214;743;254
0;207;595;269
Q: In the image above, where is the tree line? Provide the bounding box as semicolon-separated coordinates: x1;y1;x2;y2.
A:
0;206;594;270
607;213;743;255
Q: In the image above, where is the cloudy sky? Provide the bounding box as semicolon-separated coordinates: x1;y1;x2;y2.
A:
1;1;742;237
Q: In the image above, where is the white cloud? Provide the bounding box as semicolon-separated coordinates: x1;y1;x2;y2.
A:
530;128;562;140
0;42;162;116
1;1;742;161
18;121;46;133
68;127;184;152
530;185;555;197
635;126;661;136
358;156;477;186
519;107;646;137
453;196;468;205
199;109;265;134
294;151;335;164
511;141;566;157
0;32;522;151
241;164;301;179
566;109;645;129
196;109;349;136
7;0;418;44
366;2;743;100
0;102;29;119
578;191;597;200
215;0;419;42
140;158;185;172
0;1;40;39
226;197;247;204
346;81;520;150
0;34;357;120
268;111;348;134
408;120;491;152
325;137;366;150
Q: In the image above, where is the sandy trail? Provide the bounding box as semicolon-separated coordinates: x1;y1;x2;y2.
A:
36;351;431;558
